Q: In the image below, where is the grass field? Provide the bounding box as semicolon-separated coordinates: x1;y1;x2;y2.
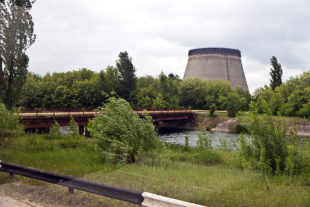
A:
1;134;310;206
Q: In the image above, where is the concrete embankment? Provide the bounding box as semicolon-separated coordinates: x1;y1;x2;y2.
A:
193;112;310;137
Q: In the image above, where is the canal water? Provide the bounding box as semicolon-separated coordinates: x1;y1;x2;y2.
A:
159;130;246;150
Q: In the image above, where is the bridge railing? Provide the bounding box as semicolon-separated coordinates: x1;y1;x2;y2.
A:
19;108;192;113
18;109;193;118
0;160;204;207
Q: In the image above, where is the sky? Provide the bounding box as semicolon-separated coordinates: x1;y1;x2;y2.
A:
27;0;310;93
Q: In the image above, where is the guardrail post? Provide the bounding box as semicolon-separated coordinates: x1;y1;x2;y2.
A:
68;187;74;194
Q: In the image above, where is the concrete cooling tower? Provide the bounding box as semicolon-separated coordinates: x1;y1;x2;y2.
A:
183;48;248;90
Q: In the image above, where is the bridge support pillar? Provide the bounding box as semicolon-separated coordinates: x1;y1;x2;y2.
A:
79;125;85;135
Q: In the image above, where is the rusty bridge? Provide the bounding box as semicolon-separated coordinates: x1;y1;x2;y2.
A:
18;109;195;134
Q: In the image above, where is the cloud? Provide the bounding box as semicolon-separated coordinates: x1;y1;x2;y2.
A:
27;0;310;93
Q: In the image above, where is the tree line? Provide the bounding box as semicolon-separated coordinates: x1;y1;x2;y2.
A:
1;1;308;119
18;51;251;115
253;71;310;118
8;48;310;119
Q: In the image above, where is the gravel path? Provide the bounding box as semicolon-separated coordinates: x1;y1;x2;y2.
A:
0;192;42;207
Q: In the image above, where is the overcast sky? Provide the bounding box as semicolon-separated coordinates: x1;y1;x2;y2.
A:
27;0;310;93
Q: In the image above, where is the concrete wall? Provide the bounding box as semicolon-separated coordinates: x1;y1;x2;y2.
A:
183;49;248;91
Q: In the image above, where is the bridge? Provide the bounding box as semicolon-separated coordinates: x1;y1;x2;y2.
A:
18;109;195;135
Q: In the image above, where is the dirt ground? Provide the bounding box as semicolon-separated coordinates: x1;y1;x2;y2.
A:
0;191;42;207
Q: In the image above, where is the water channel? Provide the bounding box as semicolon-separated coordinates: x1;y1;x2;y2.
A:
159;130;246;150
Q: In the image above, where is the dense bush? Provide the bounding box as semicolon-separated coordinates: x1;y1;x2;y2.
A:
229;124;248;134
69;116;79;138
239;102;304;175
227;92;240;117
88;97;163;164
49;121;60;137
0;103;24;137
179;78;250;110
209;103;217;117
253;71;310;118
196;124;212;150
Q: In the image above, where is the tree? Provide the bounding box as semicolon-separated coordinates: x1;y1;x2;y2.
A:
99;66;121;97
0;0;36;109
116;51;137;101
227;92;240;117
88;97;162;163
270;56;283;90
134;76;159;109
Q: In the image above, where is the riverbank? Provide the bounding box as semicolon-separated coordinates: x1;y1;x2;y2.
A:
0;134;310;206
193;111;310;137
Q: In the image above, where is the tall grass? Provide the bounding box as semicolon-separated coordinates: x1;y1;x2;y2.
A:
0;135;108;176
0;134;310;206
0;103;24;137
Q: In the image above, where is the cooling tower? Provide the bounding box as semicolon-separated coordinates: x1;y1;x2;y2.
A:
183;48;248;90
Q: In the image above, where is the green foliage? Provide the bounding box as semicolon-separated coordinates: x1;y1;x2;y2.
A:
0;103;24;137
179;78;249;111
209;103;217;117
227;92;240;117
116;51;137;102
218;137;238;152
134;76;159;108
196;124;212;150
183;131;189;152
165;150;222;165
19;68;252;111
230;124;248;134
99;66;121;98
49;121;60;137
69;116;79;138
270;56;283;90
0;0;36;109
20;69;103;109
254;71;310;118
239;101;304;175
134;72;181;109
1;134;310;206
88;97;163;164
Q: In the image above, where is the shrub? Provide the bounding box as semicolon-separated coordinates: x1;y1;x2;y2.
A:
196;124;212;150
0;103;24;137
88;97;163;164
229;124;248;134
183;131;189;152
218;137;239;152
209;104;217;117
227;92;240;117
239;101;304;175
69;116;79;138
49;121;60;137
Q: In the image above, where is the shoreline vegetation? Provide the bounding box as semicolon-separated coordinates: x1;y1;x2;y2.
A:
0;134;310;207
0;2;309;206
193;111;310;137
1;98;310;206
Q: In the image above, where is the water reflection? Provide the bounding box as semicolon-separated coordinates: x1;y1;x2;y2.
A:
159;130;246;149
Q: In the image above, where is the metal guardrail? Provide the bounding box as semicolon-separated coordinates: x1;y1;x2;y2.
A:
0;160;143;204
0;161;205;207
